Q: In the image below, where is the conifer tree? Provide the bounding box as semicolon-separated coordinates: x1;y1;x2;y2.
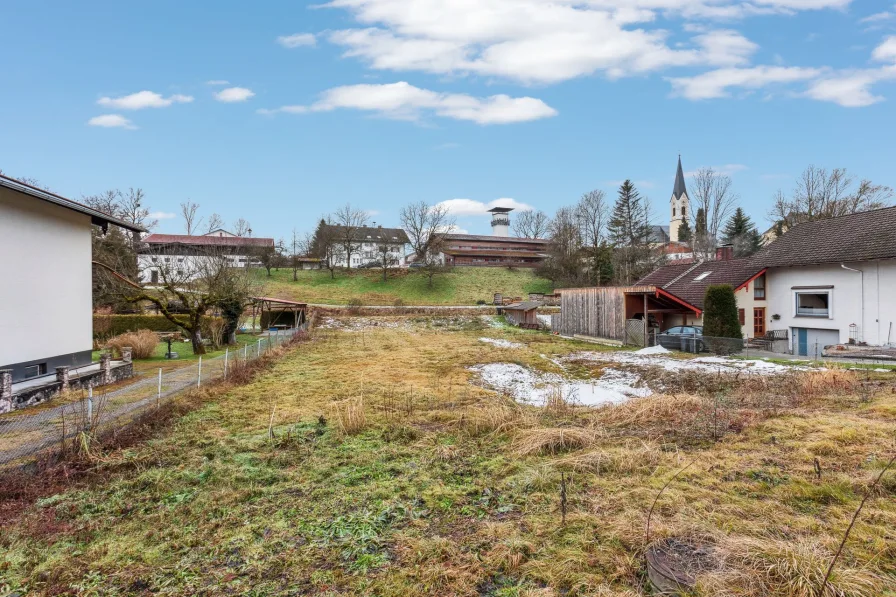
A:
608;180;658;284
677;219;692;243
721;207;763;257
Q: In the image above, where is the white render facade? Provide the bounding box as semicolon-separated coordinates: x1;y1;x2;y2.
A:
766;261;896;355
329;240;409;268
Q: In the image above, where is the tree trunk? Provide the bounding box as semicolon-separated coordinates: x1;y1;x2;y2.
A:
190;328;206;355
382;267;387;283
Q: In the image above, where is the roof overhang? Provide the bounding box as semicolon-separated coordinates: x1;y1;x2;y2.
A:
735;268;768;292
654;288;702;316
0;174;145;233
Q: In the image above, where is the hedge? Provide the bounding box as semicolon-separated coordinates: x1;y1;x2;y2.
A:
93;314;196;339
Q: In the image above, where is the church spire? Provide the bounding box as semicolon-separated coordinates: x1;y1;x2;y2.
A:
673;154;687;199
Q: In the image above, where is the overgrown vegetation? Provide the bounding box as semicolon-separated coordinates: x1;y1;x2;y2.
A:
1;317;894;596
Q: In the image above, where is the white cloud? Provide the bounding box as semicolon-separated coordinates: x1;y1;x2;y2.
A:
667;66;822;99
872;35;896;62
97;91;194;110
805;67;896;107
87;114;137;129
860;10;895;25
206;79;230;86
277;33;317;48
437;197;534;216
214;87;256;102
685;164;748;177
148;211;177;220
322;0;845;85
258;81;557;124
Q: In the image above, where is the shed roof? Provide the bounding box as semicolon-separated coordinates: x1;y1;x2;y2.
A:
503;301;541;311
637;258;765;310
0;173;145;233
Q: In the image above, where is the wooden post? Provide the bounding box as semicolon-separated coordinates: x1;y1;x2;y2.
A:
643;294;648;347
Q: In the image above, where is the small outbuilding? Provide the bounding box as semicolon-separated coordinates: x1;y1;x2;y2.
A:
501;301;540;327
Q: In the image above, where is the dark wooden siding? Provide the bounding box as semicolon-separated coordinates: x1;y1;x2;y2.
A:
553;286;654;341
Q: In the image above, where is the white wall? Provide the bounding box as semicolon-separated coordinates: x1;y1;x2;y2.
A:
138;252;251;282
766;261;896;347
0;188;93;367
329;242;408;268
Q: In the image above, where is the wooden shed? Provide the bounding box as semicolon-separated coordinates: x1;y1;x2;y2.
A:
501;301;540;327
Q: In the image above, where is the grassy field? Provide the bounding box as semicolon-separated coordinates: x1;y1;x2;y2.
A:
2;317;895;596
257;267;554;305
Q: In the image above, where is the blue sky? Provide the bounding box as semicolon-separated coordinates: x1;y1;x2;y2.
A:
2;0;895;239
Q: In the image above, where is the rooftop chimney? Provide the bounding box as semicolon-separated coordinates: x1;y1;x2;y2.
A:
716;244;734;261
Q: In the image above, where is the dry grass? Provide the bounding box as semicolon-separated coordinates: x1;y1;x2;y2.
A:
459;402;533;436
334;396;367;435
103;329;158;359
513;427;600;456
701;537;884;597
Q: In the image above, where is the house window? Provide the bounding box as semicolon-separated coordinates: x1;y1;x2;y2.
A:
151;256;158;263
682;206;686;217
796;291;831;317
672;207;676;217
754;274;766;300
151;270;159;284
24;363;47;379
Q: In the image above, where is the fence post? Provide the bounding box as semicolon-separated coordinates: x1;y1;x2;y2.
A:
244;343;248;361
100;352;112;385
257;339;261;358
157;368;162;407
87;387;93;431
197;357;202;388
0;370;13;414
224;348;229;378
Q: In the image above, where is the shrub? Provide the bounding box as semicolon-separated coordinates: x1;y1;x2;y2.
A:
93;314;224;340
702;284;743;355
335;397;367;435
347;298;363;314
393;298;405;307
476;299;487;305
104;329;158;359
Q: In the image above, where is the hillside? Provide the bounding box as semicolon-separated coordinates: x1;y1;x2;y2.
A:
257;267;554;305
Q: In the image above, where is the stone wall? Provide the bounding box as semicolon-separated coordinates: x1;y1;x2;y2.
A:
2;362;134;413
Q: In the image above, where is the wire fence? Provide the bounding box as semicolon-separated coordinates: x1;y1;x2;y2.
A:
0;329;303;470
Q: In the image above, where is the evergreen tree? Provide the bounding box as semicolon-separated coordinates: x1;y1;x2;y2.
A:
608;180;656;284
677;219;692;243
721;207;763;257
702;284;743;355
694;207;707;237
309;219;328;257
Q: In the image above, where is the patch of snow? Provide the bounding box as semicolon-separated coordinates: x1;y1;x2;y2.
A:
634;345;670;355
469;363;651;407
480;315;504;328
479;337;523;349
565;351;805;375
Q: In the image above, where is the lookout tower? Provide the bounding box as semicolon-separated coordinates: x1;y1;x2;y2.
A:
489;207;513;237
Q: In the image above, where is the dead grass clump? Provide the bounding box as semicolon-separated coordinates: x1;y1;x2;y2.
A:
104;329;158;359
460;403;532;436
513;427;599;456
543;385;574;416
556;443;661;476
705;537;883;597
483;537;536;572
335;397;367;435
797;368;858;397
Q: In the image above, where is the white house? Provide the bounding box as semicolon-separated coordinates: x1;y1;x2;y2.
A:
138;231;275;282
322;224;410;268
760;207;896;355
0;174;143;382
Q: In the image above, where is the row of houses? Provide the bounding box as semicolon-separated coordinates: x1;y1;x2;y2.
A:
554;206;896;355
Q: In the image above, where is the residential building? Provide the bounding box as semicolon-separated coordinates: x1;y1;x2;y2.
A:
0;174;143;384
436;208;550;268
759;207;896;354
138;231;274;282
322;224;410;268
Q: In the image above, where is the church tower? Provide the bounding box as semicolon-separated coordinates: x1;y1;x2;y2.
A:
669;155;689;242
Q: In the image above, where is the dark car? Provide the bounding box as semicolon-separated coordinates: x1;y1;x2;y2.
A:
408;262;425;268
658;325;704;352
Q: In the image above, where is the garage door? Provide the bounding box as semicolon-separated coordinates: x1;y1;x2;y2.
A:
793;328;841;357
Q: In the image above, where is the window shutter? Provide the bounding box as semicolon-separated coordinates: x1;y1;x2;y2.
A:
738;309;746;325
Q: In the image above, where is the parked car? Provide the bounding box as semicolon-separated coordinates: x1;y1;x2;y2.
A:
408;262;425;268
658;325;705;352
358;262;380;269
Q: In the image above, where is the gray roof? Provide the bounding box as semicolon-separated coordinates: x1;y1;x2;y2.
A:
0;174;145;233
637;258;764;311
648;225;670;244
756;206;896;267
503;301;541;311
323;224;410;244
673;156;687;199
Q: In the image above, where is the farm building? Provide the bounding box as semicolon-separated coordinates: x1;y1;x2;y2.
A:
501;301;540;327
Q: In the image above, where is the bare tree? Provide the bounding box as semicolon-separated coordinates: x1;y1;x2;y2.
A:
769;165;893;233
690;168;738;260
97;246;257;354
512;210;551;239
400;201;455;262
181;201;203;235
576;190;612;285
233;218;252;237
256;242;280;277
418;234;450;289
538;206;585;286
371;230;400;282
332;203;370;269
205;213;225;234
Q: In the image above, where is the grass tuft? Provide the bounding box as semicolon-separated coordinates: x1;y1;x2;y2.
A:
513;427;599;456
